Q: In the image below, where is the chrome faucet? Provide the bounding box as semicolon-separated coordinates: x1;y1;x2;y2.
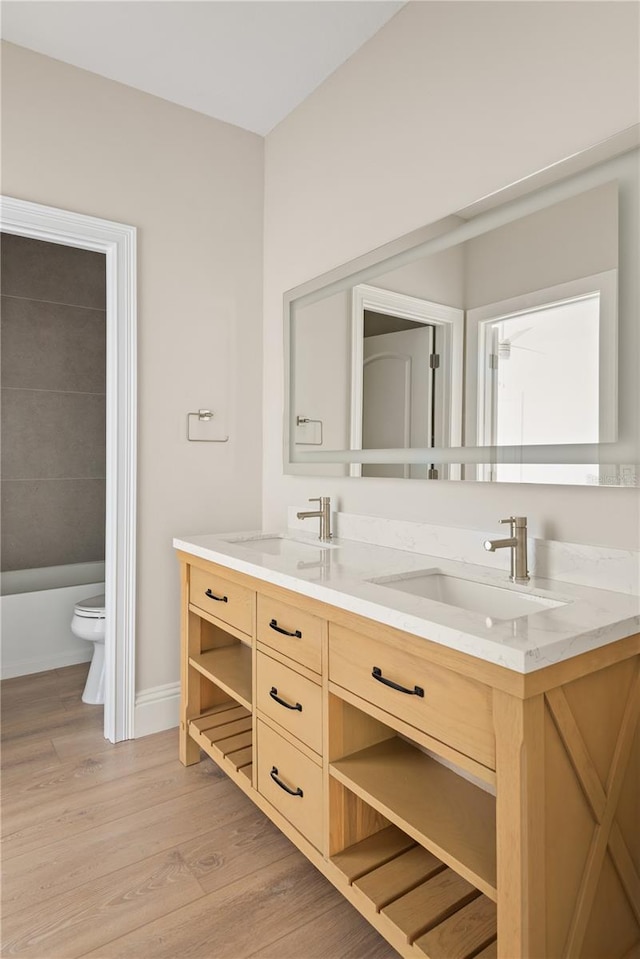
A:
484;516;530;584
296;497;332;542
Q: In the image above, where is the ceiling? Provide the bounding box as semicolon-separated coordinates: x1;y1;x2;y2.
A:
0;1;405;135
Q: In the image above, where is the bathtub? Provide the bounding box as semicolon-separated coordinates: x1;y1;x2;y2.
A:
0;562;105;679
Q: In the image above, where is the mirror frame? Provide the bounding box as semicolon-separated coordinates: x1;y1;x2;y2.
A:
284;125;640;481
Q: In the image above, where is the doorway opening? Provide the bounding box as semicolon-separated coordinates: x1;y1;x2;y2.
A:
0;196;137;742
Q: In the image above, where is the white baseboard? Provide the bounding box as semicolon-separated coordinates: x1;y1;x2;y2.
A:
0;648;92;680
134;681;180;738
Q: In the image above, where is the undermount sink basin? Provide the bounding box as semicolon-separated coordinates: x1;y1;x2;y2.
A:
369;569;568;621
221;533;338;559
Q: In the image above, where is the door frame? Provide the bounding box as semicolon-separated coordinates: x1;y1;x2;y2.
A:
350;283;464;478
1;195;137;742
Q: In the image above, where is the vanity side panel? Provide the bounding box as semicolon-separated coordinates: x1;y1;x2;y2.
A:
543;655;640;958
179;560;200;765
496;652;640;959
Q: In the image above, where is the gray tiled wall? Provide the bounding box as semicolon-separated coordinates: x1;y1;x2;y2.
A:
1;234;106;572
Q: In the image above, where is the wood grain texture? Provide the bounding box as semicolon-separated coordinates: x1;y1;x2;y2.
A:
189;564;254;637
1;778;252;918
493;690;545;959
329;623;495;768
244;896;400;959
413;894;497;958
353;844;446;911
330;737;497;898
2;666;398;959
257;592;324;673
82;853;349;958
381;868;480;943
2;847;204;958
331;826;416;884
190;643;253;710
562;663;640;957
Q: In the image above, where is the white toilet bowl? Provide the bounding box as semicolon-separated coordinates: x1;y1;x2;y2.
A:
71;594;106;704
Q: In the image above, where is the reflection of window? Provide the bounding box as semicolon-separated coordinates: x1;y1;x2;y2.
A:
466;270;617;485
484;293;600;447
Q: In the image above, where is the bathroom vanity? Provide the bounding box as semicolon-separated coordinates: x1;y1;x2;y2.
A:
174;531;640;959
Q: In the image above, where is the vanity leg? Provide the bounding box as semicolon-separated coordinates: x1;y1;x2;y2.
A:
494;690;546;959
179;561;200;766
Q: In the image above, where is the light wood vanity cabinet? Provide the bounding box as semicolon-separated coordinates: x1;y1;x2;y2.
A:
177;551;640;959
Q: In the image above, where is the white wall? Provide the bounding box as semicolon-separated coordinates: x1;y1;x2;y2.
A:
264;0;640;549
1;42;264;694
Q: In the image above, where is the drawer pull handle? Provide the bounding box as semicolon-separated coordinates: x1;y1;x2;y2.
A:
269;618;302;639
270;766;303;797
205;589;228;603
269;686;302;712
372;666;424;698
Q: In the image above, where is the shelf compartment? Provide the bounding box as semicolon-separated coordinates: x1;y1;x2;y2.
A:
330;737;496;899
330;826;496;958
189;644;252;711
189;702;253;776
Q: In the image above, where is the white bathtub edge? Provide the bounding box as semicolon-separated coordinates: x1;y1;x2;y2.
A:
1;648;92;681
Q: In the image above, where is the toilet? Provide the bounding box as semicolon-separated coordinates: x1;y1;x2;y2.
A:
71;594;106;704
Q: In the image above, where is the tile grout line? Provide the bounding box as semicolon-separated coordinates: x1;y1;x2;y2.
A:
1;386;106;397
1;292;106;312
2;476;107;483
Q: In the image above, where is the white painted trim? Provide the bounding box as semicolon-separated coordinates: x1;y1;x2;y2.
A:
350;284;464;479
0;195;137;743
134;682;180;738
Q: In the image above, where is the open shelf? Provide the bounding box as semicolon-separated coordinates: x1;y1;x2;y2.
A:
330;737;496;900
189;702;253;780
330;826;497;958
189;644;252;711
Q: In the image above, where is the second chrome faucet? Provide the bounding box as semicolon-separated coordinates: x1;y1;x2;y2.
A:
296;496;332;542
484;516;530;584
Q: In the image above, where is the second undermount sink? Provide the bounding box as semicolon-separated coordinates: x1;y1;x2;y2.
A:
368;569;568;621
221;533;338;559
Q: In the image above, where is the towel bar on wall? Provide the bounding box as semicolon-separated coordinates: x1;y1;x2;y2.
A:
187;409;229;443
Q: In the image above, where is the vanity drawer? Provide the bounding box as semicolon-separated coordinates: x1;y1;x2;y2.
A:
256;652;322;754
329;624;495;769
257;595;323;673
257;719;323;850
190;566;254;637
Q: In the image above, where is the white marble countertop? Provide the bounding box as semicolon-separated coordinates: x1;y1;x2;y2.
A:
173;530;640;673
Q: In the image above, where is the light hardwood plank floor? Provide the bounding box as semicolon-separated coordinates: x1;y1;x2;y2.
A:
1;664;399;959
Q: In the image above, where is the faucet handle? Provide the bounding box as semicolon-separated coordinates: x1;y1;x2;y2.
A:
503;515;527;528
308;497;321;505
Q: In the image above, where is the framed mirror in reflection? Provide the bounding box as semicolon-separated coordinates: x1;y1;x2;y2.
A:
285;128;639;486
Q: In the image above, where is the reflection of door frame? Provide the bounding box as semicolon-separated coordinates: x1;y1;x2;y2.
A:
350;284;463;478
1;196;137;743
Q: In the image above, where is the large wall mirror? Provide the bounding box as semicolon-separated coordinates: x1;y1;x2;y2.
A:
284;127;639;485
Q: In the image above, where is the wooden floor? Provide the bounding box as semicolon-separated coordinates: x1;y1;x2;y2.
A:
1;664;399;959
